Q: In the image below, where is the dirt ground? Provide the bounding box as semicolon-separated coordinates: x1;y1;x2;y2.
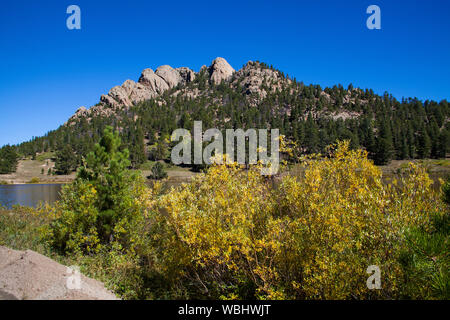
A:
0;159;75;184
0;246;118;300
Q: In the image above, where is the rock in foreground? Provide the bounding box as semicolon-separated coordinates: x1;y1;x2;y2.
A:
0;246;118;300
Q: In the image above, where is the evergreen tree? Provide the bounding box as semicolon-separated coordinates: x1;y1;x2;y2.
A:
150;162;168;180
304;114;319;153
436;130;449;158
416;129;431;159
374;120;394;165
77;126;134;240
0;145;18;174
54;145;77;174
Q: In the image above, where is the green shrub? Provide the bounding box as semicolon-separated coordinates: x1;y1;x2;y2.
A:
47;126;150;254
443;176;450;205
149;162;167;180
399;212;449;299
28;177;40;184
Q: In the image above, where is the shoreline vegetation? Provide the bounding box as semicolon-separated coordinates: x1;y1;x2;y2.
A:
1;154;448;186
0;127;448;300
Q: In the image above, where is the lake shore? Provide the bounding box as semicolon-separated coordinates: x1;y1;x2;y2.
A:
1;157;448;186
0;158;200;186
0;159;75;185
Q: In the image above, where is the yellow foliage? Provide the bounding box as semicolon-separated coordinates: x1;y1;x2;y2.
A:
147;141;442;299
35;140;443;300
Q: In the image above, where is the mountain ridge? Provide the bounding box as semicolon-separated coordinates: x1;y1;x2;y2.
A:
67;57;236;124
1;56;448;174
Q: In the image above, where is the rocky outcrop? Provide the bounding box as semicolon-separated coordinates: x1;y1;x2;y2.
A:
138;68;170;94
74;106;88;117
176;67;196;84
67;58;236;123
155;65;182;88
208;57;235;84
122;79;154;105
99;65;198;109
0;246;118;300
100;80;155;108
233;61;288;102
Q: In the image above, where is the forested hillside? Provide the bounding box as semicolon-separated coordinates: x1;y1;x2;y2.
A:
2;58;449;173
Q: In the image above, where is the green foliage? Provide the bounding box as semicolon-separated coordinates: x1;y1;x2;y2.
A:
443;176;450;205
399;212;449;299
149;162;167;180
27;177;40;184
397;176;450;299
0;145;18;174
0;205;53;253
77;126;132;211
48;126;147;253
54;145;77;174
374;120;394;165
149;136;169;161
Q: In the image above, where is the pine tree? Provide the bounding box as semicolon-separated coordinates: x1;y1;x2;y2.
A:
77;126;134;240
54;145;77;174
374;120;394;165
150;162;168;180
416;129;431;159
0;145;18;174
304;114;319;154
436;130;449;158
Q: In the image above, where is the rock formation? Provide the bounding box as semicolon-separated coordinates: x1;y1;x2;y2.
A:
67;57;237;123
208;57;235;84
155;65;182;88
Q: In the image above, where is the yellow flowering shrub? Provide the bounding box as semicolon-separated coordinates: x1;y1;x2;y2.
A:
148;161;276;298
147;141;442;299
268;141;440;299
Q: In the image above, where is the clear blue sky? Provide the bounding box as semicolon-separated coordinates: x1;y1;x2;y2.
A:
1;0;449;147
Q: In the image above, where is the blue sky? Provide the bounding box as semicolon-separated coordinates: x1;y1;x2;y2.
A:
0;0;449;147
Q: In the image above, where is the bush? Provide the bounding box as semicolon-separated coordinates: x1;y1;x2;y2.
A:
0;205;53;253
149;162;167;180
399;211;449;299
143;141;441;299
47;127;151;254
150;161;275;299
398;176;450;299
443;176;450;205
28;177;40;184
273;142;437;299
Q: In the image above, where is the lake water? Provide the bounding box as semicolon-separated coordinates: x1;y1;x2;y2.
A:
0;184;63;208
